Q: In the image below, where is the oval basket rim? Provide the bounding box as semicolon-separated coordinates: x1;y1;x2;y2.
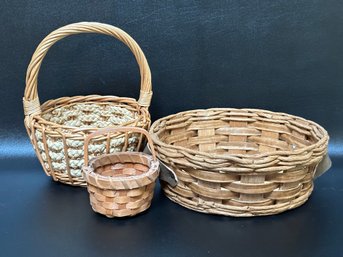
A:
29;95;149;136
83;152;160;184
150;107;329;160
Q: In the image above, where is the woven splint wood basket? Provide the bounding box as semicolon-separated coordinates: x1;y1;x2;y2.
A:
23;22;152;186
150;108;329;216
83;127;159;217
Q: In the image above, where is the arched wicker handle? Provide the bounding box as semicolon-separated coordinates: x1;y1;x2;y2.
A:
84;127;157;166
23;22;152;116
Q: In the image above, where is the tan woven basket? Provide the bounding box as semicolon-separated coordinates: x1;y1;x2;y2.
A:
83;127;159;217
23;22;152;186
150;108;329;216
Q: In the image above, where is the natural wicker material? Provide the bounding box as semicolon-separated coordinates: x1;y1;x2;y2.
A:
150;108;329;217
83;127;159;217
23;22;152;186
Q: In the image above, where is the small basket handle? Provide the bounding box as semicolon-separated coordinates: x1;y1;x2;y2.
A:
23;22;152;116
84;127;157;166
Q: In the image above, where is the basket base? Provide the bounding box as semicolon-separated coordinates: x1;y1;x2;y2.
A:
91;201;152;218
52;174;87;187
162;184;314;217
87;182;156;218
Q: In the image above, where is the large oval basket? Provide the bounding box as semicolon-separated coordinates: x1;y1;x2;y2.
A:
150;108;329;216
23;22;152;186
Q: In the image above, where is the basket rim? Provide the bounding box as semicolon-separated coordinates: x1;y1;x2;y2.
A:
83;151;159;184
150;107;329;160
30;95;149;136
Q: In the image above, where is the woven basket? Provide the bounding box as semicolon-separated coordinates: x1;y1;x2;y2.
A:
150;108;329;216
23;22;152;186
83;127;159;217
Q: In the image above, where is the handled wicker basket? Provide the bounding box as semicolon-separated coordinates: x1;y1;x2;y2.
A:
150;108;329;216
23;22;152;186
83;127;159;217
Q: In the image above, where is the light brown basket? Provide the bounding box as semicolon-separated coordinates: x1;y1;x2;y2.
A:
83;127;159;217
150;108;329;217
23;22;152;186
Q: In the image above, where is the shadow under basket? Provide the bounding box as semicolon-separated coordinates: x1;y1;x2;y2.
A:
150;108;330;217
83;127;159;218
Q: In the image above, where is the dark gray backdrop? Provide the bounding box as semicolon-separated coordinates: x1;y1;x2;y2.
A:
1;1;343;257
1;0;343;157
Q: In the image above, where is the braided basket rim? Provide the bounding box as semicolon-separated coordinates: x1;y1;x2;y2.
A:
150;108;329;159
83;152;159;188
34;95;146;132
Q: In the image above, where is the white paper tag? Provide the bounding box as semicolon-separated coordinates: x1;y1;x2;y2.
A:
314;154;332;179
143;145;178;187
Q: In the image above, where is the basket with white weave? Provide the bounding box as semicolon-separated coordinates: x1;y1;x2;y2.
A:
23;22;152;186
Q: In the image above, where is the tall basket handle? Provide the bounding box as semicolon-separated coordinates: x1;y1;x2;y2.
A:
23;22;152;116
84;127;157;166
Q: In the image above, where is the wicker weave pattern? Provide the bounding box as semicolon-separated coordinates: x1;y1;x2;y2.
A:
23;22;152;186
150;108;329;216
83;127;159;217
87;183;155;217
41;103;136;128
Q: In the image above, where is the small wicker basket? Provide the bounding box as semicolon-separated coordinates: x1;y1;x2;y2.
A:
83;127;159;218
23;22;153;186
150;108;330;217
